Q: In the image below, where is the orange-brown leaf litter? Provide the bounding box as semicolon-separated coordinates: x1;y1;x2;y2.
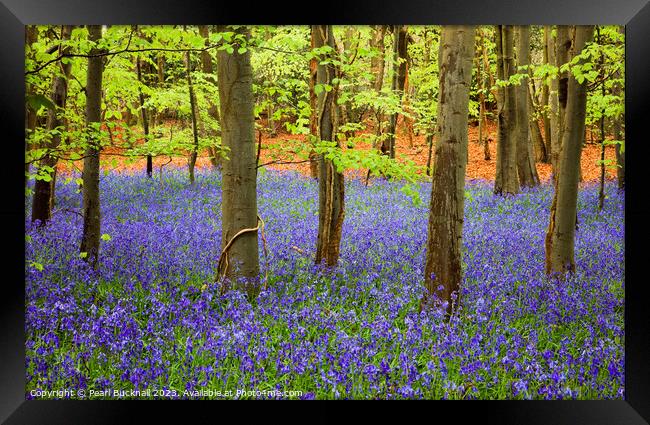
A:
58;120;619;184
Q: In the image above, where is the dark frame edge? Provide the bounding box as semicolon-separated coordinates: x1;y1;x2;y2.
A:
0;1;27;424
624;0;650;422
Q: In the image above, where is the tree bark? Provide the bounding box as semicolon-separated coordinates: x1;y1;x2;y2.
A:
545;25;594;276
551;25;572;179
422;25;475;316
494;25;519;195
313;25;345;267
185;49;199;185
528;83;548;163
80;25;104;269
136;55;152;178
31;25;73;226
515;26;540;187
383;25;408;160
216;25;259;295
547;26;559;172
198;25;222;170
541;26;552;159
370;25;387;93
597;27;606;210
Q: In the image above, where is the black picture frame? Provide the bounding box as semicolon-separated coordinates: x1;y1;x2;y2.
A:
1;0;649;423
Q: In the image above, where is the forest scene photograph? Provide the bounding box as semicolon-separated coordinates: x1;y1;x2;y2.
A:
24;24;625;400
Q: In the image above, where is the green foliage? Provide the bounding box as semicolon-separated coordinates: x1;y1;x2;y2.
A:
25;24;624;184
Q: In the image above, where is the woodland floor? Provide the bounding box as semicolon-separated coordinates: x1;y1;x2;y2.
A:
58;119;619;183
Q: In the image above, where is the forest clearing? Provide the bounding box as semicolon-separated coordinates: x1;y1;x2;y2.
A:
25;24;624;400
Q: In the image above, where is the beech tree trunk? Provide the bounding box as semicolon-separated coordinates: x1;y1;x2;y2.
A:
216;25;259;295
515;26;539;187
551;25;572;179
370;25;387;93
494;25;519;195
313;25;345;267
475;37;488;157
80;25;104;269
545;25;594;276
198;25;222;170
185;49;199;184
383;25;408;159
422;25;475;316
31;25;73;226
136;55;152;178
480;29;495;161
528;83;548;163
547;26;559;171
541;26;552;160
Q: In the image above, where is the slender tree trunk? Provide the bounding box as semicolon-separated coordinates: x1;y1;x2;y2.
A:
547;26;559;172
597;27;606;210
80;25;104;269
198;25;222;170
551;25;572;179
136;55;152;178
494;25;519;195
370;25;387;92
515;26;539;187
308;26;320;179
313;25;345;267
545;25;594;276
383;25;408;160
216;25;259;295
31;25;73;226
185;49;199;185
477;56;484;147
425;133;434;176
132;25;153;177
479;29;494;160
528;83;548;163
541;26;552;156
422;25;475;316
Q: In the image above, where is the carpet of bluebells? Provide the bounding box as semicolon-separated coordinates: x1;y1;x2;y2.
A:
25;169;625;399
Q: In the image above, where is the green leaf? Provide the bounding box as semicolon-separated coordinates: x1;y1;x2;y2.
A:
79;252;88;258
31;262;43;272
26;94;56;113
101;233;112;241
238;47;247;55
